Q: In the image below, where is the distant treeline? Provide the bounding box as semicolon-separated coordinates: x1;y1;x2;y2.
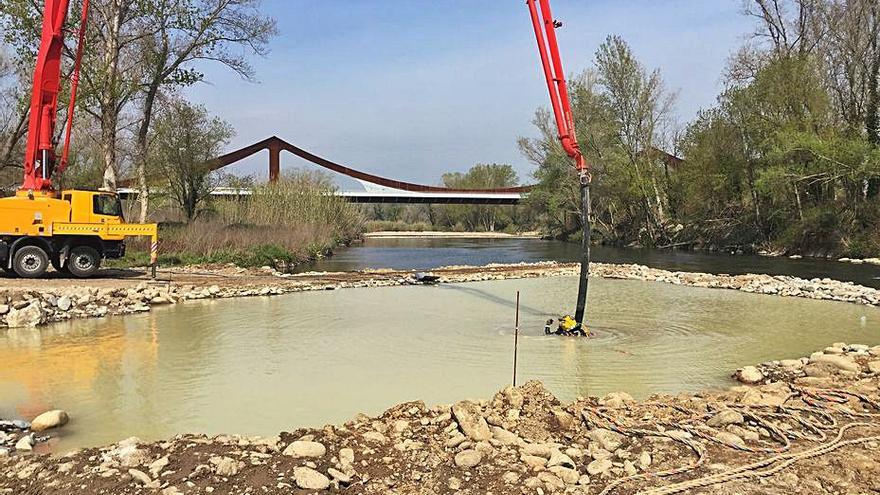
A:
363;163;534;234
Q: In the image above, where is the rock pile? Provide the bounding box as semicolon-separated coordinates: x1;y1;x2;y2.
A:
0;409;68;455
738;341;880;387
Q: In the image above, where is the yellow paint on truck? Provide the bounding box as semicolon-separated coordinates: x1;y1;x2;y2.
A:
0;189;157;278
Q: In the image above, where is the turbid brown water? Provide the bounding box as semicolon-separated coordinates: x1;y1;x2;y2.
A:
1;275;878;453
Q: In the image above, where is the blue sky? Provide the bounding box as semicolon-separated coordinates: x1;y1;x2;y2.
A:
186;0;754;188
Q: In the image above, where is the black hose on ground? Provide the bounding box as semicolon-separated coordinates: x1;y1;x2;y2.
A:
574;177;591;326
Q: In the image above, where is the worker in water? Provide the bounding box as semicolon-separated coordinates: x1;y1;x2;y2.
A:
544;319;554;335
556;315;588;337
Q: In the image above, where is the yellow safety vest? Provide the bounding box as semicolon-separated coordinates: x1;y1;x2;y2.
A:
559;316;578;331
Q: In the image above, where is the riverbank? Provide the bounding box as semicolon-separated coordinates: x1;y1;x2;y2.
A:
2;261;879;328
3;342;880;494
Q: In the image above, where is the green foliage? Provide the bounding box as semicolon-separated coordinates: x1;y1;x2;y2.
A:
149;98;234;220
678;52;880;255
215;169;362;239
435;163;520;232
364;220;432;232
522;24;880;256
521;37;676;245
359;164;533;233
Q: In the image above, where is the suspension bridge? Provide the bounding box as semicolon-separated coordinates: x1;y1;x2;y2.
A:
119;137;530;205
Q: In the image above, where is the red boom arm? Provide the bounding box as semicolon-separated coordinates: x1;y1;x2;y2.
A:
526;0;587;173
21;0;89;192
527;0;593;327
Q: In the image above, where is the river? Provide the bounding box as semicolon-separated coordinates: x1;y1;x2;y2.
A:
299;237;880;288
1;238;879;452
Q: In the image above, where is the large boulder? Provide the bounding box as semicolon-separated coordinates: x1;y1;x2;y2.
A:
327;467;351;485
503;386;525;409
586;458;612;476
56;296;72;311
735;366;764;384
14;434;34;451
548;466;579;484
706;409;743;428
30;410;69;432
547;450;576;470
715;431;746;448
452;401;492;441
809;353;859;373
491;426;521;446
338;447;355;467
103;437;151;467
128;468;157;488
454;449;482;468
588;428;623;452
5;302;45;328
600;392;635;409
209;456;241;476
282;440;326;458
293;466;330;490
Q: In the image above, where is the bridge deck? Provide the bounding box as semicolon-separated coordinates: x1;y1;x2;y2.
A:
117;188;524;205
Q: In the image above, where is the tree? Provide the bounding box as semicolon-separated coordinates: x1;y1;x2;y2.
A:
1;0;146;190
0;0;275;208
820;0;880;141
742;0;825;57
132;0;276;221
75;0;144;191
595;35;676;234
150;98;233;220
520;37;677;245
521;71;616;239
437;164;519;231
0;47;29;188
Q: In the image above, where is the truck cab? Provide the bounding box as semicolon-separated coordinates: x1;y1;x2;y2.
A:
63;190;125;224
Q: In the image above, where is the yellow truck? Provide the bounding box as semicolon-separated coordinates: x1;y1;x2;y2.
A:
0;189;158;278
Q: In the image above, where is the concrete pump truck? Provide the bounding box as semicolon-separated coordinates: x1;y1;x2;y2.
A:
0;0;158;279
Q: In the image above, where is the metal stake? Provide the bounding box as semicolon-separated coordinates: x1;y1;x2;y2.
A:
513;290;520;387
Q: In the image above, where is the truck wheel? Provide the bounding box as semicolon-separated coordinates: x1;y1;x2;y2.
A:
13;245;50;278
68;246;101;278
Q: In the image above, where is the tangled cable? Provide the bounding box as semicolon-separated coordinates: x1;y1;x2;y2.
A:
579;384;880;495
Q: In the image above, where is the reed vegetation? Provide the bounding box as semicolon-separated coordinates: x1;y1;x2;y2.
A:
115;171;363;269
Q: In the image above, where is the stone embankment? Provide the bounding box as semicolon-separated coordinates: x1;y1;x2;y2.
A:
2;261;879;328
2;342;880;494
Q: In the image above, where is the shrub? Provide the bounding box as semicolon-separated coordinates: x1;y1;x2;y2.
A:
118;171;363;268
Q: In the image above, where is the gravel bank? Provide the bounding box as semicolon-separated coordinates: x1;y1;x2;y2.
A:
1;261;879;328
2;342;880;494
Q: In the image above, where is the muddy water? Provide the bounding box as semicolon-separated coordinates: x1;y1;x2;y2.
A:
1;276;879;452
